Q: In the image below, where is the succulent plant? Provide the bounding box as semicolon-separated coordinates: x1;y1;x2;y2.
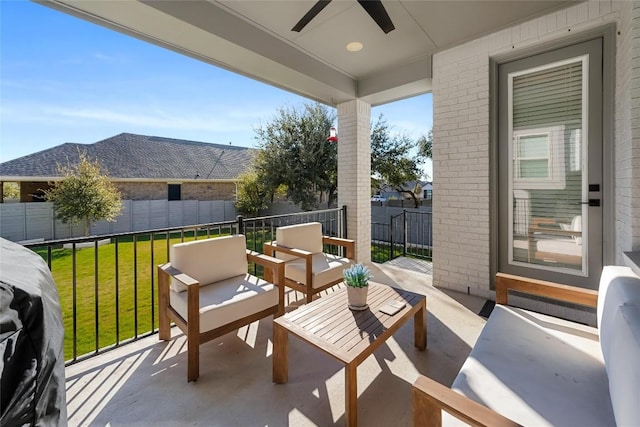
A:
343;263;373;288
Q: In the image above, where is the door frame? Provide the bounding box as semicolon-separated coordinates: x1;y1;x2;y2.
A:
489;24;616;289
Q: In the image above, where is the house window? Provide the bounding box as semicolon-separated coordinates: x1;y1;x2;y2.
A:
512;126;565;189
168;184;181;201
423;189;432;200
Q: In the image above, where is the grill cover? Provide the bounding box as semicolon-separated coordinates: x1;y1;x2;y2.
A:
0;238;66;426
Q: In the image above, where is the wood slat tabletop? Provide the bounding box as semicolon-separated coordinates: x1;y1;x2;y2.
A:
275;283;426;364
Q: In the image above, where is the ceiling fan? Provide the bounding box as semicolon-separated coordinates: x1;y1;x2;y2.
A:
292;0;395;34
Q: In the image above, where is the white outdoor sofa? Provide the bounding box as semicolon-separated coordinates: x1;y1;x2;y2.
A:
413;266;640;426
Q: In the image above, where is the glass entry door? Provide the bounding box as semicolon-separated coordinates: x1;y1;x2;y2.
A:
498;38;603;289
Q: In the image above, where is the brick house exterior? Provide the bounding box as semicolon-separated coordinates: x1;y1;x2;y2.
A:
0;133;253;203
431;1;638;303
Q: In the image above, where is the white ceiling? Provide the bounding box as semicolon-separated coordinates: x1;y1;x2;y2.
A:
39;0;578;106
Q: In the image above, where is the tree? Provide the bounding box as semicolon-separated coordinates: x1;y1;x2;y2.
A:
234;170;287;217
417;128;433;160
371;115;425;208
254;103;337;210
44;151;122;236
2;182;19;201
235;171;269;216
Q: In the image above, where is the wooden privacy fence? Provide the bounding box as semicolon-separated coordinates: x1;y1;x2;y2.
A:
0;200;238;242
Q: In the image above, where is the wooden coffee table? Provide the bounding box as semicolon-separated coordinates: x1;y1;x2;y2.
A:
272;283;427;426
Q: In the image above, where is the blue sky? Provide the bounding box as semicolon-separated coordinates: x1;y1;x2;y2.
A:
0;0;433;177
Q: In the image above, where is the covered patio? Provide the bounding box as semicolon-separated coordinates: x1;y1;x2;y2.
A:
65;260;486;426
22;0;640;425
38;0;640;300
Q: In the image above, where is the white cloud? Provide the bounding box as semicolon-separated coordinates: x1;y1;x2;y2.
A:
53;106;255;132
91;52;131;65
2;102;268;134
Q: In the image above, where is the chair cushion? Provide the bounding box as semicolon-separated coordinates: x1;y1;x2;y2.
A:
595;266;640;426
170;235;248;292
596;265;640;365
285;253;352;288
275;222;324;261
447;305;614;427
535;238;582;258
170;274;277;333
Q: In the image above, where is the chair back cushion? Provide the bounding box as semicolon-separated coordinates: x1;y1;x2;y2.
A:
284;253;352;287
170;235;248;292
275;222;323;261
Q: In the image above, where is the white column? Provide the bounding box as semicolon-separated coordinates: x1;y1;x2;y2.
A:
337;99;371;262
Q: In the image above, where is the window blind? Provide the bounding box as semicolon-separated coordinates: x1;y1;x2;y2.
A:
510;59;585;270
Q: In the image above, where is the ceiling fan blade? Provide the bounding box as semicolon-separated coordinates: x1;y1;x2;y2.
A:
291;0;332;32
357;0;395;34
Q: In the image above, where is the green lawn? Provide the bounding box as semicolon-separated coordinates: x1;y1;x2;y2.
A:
34;230;416;362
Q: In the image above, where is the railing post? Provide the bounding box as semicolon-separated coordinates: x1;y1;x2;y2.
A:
389;219;394;260
340;205;348;258
341;205;348;239
237;215;244;235
403;209;407;258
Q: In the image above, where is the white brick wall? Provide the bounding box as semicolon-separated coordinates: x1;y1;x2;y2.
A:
337;99;372;262
433;1;632;297
632;2;640;252
617;0;633;260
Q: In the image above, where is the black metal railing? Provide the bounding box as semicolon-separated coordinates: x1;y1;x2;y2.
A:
24;207;345;365
240;207;347;256
21;206;433;366
371;209;433;263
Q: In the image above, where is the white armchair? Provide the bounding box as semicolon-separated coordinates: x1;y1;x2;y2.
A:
157;234;284;382
263;222;355;303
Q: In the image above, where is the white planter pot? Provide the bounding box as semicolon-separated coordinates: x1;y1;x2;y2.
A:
347;286;369;310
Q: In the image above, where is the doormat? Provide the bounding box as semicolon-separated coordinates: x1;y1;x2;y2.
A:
478;300;495;318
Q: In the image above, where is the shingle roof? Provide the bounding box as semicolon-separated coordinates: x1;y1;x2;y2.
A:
0;133;257;181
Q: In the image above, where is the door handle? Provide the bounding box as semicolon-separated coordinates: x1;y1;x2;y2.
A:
581;199;600;206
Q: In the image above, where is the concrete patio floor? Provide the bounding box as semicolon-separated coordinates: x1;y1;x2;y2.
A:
65;259;488;426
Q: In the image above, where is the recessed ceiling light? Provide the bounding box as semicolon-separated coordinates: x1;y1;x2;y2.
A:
346;42;363;52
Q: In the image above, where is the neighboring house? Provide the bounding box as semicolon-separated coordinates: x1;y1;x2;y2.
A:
0;133;256;203
378;181;432;200
422;182;433;201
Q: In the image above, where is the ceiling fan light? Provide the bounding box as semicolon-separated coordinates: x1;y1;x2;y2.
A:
346;41;363;52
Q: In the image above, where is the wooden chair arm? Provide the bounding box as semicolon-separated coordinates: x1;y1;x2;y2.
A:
247;250;286;316
412;375;520;427
262;241;313;259
246;250;285;271
158;263;200;287
322;236;356;259
495;272;598;308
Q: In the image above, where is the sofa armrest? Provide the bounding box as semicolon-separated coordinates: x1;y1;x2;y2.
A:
495;272;597;308
322;236;355;259
412;375;520;427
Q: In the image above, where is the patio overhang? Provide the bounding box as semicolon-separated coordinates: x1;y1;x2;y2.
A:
36;0;577;107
